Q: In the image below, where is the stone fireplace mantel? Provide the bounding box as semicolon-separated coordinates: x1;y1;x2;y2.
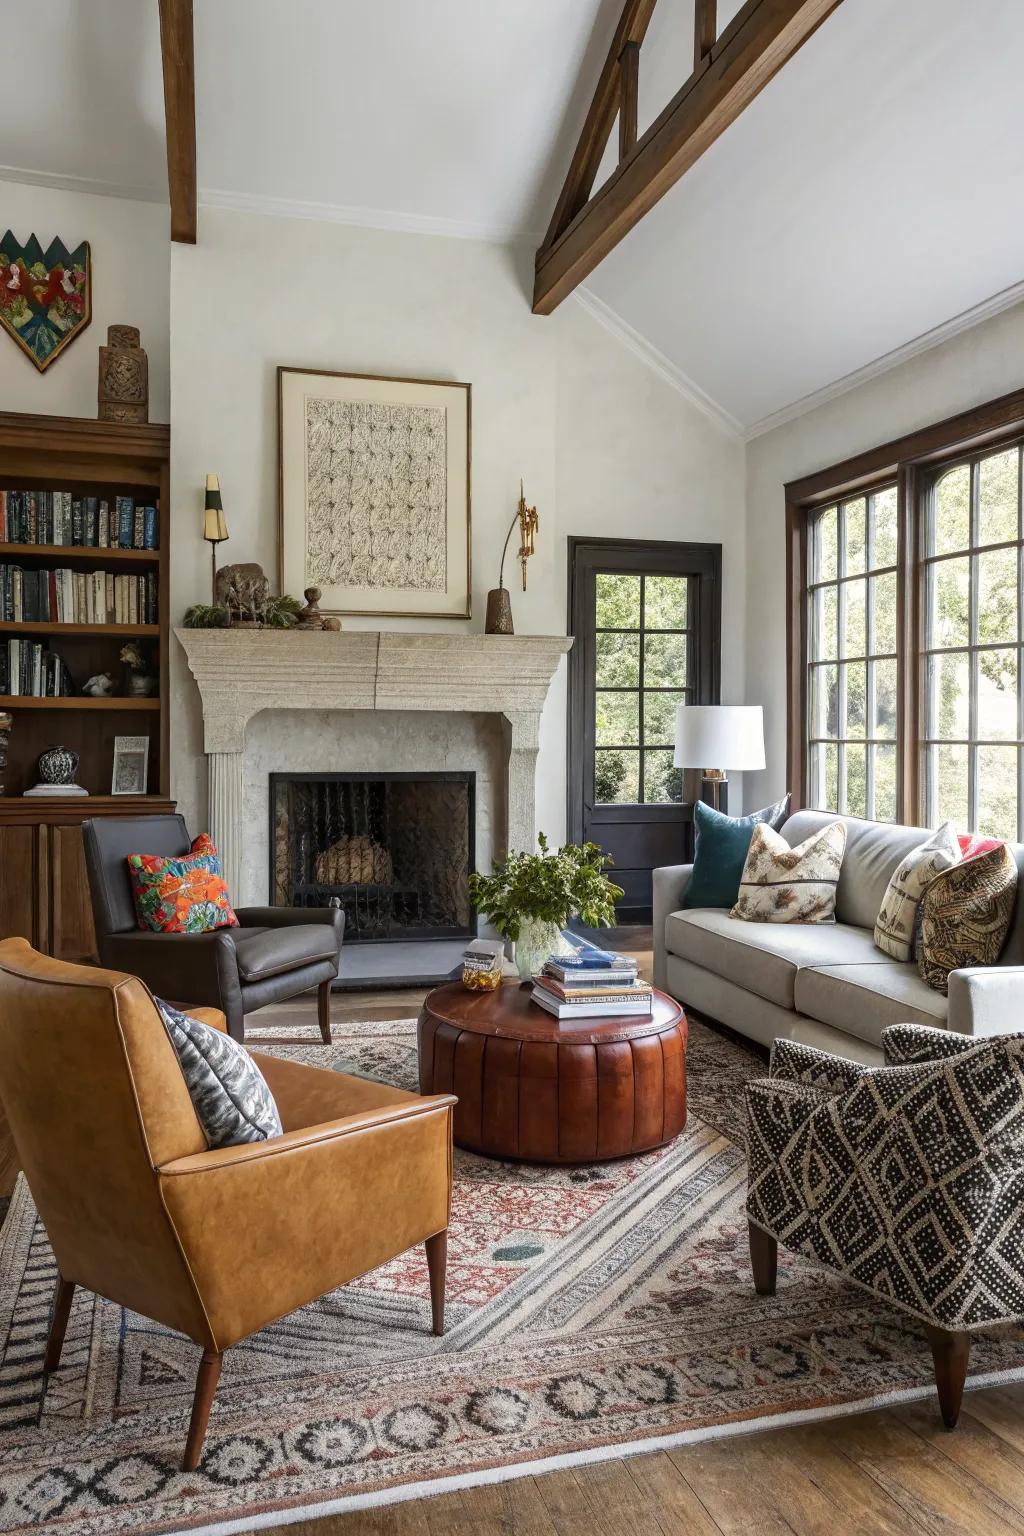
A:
175;629;572;895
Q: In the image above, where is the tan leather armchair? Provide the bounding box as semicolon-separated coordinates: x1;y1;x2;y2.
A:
0;938;455;1471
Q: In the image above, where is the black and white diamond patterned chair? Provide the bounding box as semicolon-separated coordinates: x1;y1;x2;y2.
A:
745;1024;1024;1428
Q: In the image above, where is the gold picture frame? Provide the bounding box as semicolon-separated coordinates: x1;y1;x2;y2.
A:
278;367;472;620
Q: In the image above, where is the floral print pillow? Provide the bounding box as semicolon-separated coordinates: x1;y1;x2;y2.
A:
730;820;847;924
127;833;239;933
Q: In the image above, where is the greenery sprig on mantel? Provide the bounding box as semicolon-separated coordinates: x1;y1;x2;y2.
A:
182;594;302;629
469;832;623;942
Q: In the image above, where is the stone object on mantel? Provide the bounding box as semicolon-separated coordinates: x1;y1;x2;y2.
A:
175;627;573;901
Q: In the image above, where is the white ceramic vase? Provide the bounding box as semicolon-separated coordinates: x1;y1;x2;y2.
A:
514;917;577;982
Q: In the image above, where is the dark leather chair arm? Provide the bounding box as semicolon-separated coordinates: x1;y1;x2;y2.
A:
234;907;345;944
100;929;242;1015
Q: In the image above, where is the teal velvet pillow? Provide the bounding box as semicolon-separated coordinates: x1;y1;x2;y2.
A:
683;795;791;910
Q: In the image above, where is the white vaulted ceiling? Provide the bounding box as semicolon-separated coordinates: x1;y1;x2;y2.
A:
1;0;1022;434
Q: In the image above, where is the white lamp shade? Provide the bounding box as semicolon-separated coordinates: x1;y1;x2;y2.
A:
674;704;765;772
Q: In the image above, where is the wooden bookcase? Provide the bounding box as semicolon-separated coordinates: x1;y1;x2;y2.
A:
0;413;174;962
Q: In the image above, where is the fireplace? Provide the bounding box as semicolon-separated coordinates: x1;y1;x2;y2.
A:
270;771;475;943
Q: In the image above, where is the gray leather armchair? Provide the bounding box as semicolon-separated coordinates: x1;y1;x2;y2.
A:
82;815;344;1042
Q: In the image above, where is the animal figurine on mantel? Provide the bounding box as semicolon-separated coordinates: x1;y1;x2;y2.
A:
82;671;117;697
214;562;271;628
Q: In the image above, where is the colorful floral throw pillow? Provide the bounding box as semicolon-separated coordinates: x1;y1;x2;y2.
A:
127;833;239;934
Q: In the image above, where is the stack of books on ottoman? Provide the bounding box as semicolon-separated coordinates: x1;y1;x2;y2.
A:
532;948;653;1020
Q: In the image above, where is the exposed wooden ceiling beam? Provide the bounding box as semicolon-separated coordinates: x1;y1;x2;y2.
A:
158;0;197;244
694;0;718;69
541;0;660;253
534;0;844;315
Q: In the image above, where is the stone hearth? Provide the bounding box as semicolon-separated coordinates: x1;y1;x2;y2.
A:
175;629;571;898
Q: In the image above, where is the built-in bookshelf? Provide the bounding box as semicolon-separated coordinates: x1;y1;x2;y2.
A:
0;413;171;800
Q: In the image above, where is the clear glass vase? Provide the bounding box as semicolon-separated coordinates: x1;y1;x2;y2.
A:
514;917;577;982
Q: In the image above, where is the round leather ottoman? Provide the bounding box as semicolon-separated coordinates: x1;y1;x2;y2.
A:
417;980;687;1163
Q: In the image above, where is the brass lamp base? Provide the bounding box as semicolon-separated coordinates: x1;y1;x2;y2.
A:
701;770;729;814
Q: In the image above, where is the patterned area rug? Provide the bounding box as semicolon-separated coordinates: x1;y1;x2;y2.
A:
2;1017;1024;1536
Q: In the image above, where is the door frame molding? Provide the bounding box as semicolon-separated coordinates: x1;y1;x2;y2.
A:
566;535;722;851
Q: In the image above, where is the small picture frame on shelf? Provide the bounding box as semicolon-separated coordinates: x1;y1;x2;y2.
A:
112;735;149;795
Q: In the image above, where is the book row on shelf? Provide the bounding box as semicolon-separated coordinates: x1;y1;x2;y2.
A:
531;948;653;1020
0;490;159;550
1;641;73;698
1;565;158;626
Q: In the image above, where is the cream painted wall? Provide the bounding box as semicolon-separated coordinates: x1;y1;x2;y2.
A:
744;299;1024;812
0;180;169;419
168;207;745;891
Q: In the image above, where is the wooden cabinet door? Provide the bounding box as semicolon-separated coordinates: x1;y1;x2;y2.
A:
49;824;98;963
0;824;42;947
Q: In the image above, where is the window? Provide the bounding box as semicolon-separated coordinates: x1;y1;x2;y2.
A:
787;388;1024;839
593;571;693;805
806;488;898;820
921;445;1023;838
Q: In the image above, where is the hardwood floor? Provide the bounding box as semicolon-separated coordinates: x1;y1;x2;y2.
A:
6;934;1024;1534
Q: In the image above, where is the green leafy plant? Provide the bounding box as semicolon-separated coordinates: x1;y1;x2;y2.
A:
469;832;623;942
183;603;230;628
182;594;303;629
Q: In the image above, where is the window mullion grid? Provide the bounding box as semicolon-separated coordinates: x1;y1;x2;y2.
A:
638;574;645;804
968;462;980;831
806;527;817;805
1018;446;1024;840
837;501;848;813
865;498;876;819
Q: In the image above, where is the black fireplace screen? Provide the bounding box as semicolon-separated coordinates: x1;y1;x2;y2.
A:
270;772;475;942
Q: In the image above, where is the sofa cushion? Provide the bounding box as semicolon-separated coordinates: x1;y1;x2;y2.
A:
232;925;339;982
731;820;847;924
683;795;790;910
873;821;961;961
128;833;239;934
780;811;932;931
918;843;1018;994
664;908;885;1009
794;961;948;1047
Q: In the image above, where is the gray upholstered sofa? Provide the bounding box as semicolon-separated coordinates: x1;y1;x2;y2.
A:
653;810;1024;1064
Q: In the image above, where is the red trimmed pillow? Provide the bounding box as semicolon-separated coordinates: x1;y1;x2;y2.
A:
958;833;1004;861
127;833;239;934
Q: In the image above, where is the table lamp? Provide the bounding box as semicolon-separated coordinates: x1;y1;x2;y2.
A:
674;704;765;814
203;474;228;603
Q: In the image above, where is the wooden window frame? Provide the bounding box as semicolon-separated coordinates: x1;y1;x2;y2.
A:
786;386;1024;823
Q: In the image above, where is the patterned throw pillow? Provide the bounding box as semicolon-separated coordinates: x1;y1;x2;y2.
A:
959;833;1004;861
156;999;283;1148
918;844;1018;994
873;821;961;962
128;833;239;934
730;820;847;924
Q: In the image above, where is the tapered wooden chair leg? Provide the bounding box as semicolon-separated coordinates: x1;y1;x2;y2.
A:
182;1350;223;1471
317;978;333;1045
926;1326;971;1429
425;1229;447;1336
749;1219;778;1296
43;1276;75;1373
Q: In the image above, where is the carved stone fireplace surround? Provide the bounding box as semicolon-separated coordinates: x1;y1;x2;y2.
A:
175;630;572;899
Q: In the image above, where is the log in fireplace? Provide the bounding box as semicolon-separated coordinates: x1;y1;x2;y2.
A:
269;772;475;943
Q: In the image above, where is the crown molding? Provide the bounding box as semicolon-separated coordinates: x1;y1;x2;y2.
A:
197;186;540;246
573;287;743;438
745;278;1024;441
0;164;166;204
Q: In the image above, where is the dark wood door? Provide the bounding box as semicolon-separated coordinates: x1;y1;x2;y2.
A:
568;538;721;922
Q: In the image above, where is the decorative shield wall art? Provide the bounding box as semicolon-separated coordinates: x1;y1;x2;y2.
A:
0;232;91;372
278;368;471;620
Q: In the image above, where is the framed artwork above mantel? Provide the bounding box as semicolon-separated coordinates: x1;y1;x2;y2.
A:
278;367;471;620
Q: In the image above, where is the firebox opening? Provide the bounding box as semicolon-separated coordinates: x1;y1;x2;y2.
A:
270;771;476;943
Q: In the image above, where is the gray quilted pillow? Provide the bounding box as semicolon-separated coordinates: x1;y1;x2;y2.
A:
156;999;283;1149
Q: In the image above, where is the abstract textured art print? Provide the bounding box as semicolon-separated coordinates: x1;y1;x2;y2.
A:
279;368;471;619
